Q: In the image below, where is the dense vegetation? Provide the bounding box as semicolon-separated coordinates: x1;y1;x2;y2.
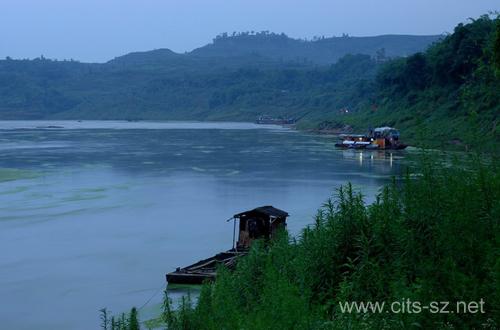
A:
140;155;498;330
191;32;439;64
1;17;498;152
90;15;499;330
323;15;500;152
0;33;437;121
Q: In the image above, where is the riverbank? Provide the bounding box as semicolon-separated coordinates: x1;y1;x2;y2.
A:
296;115;498;154
141;155;499;330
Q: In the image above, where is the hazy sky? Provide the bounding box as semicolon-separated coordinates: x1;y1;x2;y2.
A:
1;0;498;62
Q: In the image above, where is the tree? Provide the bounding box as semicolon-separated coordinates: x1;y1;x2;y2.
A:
128;307;140;330
100;308;110;330
375;48;386;63
494;17;500;73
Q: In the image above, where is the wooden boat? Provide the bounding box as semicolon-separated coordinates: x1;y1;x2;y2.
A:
166;249;245;284
166;206;289;285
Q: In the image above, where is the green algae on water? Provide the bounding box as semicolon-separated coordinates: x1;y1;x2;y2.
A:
0;168;39;183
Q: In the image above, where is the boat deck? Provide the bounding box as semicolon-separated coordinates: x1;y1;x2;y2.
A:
166;249;247;284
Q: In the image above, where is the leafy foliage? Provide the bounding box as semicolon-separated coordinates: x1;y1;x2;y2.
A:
100;307;141;330
162;156;500;329
0;16;497;153
335;14;500;152
0;52;380;121
0;32;437;121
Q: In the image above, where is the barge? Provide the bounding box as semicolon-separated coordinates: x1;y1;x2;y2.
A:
335;127;407;150
166;206;289;285
166;250;244;284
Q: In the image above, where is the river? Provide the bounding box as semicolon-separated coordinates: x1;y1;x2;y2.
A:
0;121;406;329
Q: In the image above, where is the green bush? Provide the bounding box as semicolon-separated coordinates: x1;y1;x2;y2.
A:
163;156;499;329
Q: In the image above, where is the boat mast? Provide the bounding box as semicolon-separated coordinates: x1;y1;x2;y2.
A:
226;216;237;251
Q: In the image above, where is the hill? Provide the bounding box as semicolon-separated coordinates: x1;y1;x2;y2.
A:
191;32;441;64
0;52;377;121
105;33;441;67
313;15;499;152
0;33;438;120
0;18;497;152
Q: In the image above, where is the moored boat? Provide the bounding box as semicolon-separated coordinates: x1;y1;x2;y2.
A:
335;127;407;150
334;134;372;149
166;250;244;284
166;206;289;285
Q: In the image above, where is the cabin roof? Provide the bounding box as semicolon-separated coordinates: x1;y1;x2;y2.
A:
374;126;396;132
339;134;366;138
234;205;289;219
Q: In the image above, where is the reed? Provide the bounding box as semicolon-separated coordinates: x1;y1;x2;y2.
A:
161;155;499;329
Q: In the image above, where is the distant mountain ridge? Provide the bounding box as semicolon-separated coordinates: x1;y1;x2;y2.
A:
0;31;443;122
107;32;441;66
108;48;180;66
189;32;442;64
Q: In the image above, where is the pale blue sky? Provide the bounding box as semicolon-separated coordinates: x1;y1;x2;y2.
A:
0;0;498;62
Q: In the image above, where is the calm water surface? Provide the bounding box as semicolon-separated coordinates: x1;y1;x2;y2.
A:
0;121;407;329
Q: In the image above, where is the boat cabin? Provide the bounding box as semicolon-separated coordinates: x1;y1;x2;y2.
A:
370;127;403;149
166;205;289;284
232;206;289;250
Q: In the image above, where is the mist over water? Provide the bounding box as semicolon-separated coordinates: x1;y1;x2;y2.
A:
0;121;404;329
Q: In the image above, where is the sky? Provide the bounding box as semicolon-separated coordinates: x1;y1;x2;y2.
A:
0;0;498;63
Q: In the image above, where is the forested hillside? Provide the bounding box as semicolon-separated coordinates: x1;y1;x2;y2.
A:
321;15;500;152
0;16;498;152
191;32;440;64
0;33;437;120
